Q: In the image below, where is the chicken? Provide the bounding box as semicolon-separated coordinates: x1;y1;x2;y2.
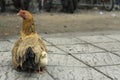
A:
12;10;48;73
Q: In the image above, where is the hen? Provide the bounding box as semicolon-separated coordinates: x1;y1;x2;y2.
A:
12;10;48;73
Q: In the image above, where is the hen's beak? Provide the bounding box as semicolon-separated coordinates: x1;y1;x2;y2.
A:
17;9;23;16
17;13;20;16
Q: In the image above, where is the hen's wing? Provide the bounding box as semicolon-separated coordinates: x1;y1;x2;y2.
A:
12;34;48;70
38;38;48;52
12;37;22;69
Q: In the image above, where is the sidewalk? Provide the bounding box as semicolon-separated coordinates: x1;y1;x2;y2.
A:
0;32;120;80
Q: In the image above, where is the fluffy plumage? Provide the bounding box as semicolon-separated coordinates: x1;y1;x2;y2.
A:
12;10;48;72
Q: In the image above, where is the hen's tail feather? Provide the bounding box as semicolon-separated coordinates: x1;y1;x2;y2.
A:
21;47;38;72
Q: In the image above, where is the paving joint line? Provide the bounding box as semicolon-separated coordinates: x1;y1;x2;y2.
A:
46;43;85;46
48;50;120;55
43;38;114;80
76;38;120;58
46;41;116;46
48;52;66;55
45;69;57;80
47;63;120;68
0;50;10;52
6;39;13;43
104;35;120;43
0;39;13;43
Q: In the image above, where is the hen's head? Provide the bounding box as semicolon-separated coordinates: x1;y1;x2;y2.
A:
17;10;33;20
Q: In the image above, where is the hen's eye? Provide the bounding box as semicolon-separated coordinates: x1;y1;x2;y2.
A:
22;12;25;14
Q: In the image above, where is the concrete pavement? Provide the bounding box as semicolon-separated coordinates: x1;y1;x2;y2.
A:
0;32;120;80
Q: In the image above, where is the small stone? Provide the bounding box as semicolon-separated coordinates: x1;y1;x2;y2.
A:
4;33;9;36
99;11;103;15
44;32;48;34
64;26;67;28
16;26;19;28
111;13;116;17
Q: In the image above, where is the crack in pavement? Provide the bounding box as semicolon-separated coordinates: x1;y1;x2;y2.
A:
46;41;117;46
47;63;120;68
104;35;120;43
45;69;57;80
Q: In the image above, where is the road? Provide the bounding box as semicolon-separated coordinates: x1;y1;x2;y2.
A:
0;31;120;80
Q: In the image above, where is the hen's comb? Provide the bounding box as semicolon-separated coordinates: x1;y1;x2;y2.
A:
19;9;24;12
17;9;25;15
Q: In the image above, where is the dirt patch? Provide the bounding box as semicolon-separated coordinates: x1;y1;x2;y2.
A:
0;10;120;37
